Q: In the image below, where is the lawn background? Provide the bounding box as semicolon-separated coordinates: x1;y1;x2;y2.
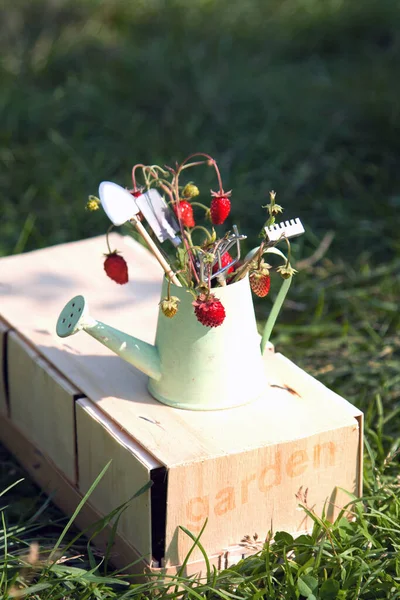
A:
0;0;400;597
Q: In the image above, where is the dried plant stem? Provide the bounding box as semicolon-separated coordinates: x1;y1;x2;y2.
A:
296;230;335;270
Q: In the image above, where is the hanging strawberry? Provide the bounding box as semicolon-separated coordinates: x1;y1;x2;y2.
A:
210;191;231;225
104;252;129;285
173;200;195;228
193;293;226;327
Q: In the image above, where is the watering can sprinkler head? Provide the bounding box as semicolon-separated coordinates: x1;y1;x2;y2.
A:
56;295;92;338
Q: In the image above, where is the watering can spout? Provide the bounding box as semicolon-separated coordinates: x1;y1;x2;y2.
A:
56;295;162;381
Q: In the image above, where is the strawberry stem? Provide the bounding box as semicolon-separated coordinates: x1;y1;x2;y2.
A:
283;236;292;266
190;201;211;212
180;160;207;170
178;152;225;194
131;163;146;193
105;224;114;254
190;225;212;242
166;274;172;300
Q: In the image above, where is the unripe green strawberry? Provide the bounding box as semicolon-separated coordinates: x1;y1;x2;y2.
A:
277;263;297;279
86;195;100;211
160;296;180;318
182;183;199;198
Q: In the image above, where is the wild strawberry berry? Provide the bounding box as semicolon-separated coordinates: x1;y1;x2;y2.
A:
182;183;199;198
249;272;271;297
131;190;142;198
210;191;231;225
86;195;100;211
173;200;195;228
276;263;297;279
212;252;234;274
193;294;226;328
160;296;180;318
249;261;271;297
104;252;129;285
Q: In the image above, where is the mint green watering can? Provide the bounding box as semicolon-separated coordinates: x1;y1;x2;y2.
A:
56;264;291;411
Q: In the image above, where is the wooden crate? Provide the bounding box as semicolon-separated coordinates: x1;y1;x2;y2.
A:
0;319;10;416
0;235;363;574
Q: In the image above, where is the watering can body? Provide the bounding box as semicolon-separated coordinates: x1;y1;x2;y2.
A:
57;276;268;410
149;276;266;410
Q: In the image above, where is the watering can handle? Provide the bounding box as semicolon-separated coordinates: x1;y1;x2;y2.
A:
245;246;292;355
261;274;291;354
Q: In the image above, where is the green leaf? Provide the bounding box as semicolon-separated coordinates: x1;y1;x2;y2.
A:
298;574;319;598
0;479;25;497
274;531;294;546
176;246;187;270
337;517;354;533
48;460;112;563
320;579;340;599
295;534;314;546
8;583;51;597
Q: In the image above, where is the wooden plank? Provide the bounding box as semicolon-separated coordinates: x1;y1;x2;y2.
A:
8;331;81;483
164;423;361;566
0;320;9;416
76;399;160;562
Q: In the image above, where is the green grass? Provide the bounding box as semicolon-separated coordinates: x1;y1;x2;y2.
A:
1;0;400;259
1;0;400;597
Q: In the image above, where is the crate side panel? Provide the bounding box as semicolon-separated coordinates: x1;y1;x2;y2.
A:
0;414;152;575
0;320;9;416
164;422;360;566
8;332;78;483
76;400;155;561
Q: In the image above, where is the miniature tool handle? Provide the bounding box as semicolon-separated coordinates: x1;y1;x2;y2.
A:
130;216;182;286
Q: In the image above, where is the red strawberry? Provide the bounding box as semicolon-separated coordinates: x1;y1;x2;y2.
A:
193;294;226;328
210;193;231;225
212;251;234;274
104;252;129;285
131;190;142;198
249;262;271;297
173;200;195;228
